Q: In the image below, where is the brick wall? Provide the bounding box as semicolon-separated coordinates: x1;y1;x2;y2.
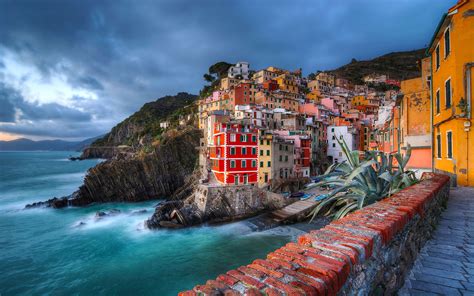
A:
180;173;450;295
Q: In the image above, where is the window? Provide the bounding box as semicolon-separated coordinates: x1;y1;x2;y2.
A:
252;160;257;167
447;131;453;159
217;137;220;146
444;27;450;58
264;174;268;182
266;149;270;156
252;148;256;155
332;143;336;148
279;144;282;150
445;79;451;108
331;128;334;132
252;135;257;142
266;140;270;145
260;139;263;145
241;134;247;142
230;160;236;168
260;161;264;168
235;177;239;185
242;160;246;168
230;134;236;142
279;155;283;161
242;148;247;155
267;161;271;167
436;134;441;158
260;150;263;156
435;44;440;70
230;147;236;155
285;155;288;162
436;89;440;114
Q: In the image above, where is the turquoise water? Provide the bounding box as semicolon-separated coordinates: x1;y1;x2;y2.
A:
0;152;294;295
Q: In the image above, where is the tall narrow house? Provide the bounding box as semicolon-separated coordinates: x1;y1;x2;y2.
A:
428;0;474;186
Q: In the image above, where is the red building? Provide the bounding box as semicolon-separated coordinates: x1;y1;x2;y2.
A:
210;122;258;185
233;82;255;105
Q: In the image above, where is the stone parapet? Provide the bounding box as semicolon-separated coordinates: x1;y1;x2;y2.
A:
180;173;450;295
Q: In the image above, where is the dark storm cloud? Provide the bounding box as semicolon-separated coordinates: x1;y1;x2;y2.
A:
0;83;91;122
0;82;101;138
0;0;455;139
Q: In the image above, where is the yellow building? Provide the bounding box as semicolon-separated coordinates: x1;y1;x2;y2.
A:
428;0;474;186
276;73;299;94
258;133;273;188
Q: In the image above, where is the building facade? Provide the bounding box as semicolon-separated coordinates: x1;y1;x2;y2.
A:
428;0;474;186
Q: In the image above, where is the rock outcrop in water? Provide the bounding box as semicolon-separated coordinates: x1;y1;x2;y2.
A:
146;184;295;229
26;128;202;209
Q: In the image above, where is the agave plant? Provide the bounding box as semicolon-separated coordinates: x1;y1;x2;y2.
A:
309;137;418;221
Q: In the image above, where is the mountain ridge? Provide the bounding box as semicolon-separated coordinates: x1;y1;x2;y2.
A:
0;136;101;151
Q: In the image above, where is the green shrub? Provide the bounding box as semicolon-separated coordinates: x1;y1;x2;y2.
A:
309;137;418;221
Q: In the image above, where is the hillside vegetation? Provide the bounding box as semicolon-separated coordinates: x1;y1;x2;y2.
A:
89;92;197;152
328;48;427;84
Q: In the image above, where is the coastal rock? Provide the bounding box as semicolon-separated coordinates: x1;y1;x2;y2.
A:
25;197;69;209
145;185;293;229
95;209;121;218
29;128;202;209
130;209;148;215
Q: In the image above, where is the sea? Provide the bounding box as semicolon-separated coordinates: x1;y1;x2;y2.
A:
0;151;300;295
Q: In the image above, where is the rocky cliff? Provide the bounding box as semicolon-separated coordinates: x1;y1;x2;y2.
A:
82;92;197;159
28;128;202;208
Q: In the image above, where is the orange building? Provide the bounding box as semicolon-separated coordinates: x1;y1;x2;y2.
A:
398;57;432;171
428;0;474;186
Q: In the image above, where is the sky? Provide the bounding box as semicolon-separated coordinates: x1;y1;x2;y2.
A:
0;0;454;141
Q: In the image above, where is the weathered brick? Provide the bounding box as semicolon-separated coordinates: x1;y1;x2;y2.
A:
297;267;336;295
248;263;284;278
289;281;318;296
206;279;229;290
279;268;327;295
264;287;282;296
178;290;197;296
193;284;217;294
238;266;265;279
217;274;239;286
226;270;266;290
244;288;262;296
264;277;304;295
253;259;279;270
266;257;294;270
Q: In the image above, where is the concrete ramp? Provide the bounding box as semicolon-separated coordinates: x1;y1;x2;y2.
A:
270;199;318;223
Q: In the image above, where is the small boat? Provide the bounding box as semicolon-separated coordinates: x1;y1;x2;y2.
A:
290;192;304;198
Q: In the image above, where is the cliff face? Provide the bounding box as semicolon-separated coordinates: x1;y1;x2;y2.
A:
82;92;197;159
73;128;201;205
27;128;202;208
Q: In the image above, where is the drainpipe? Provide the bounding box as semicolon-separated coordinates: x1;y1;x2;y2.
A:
464;63;473;185
430;58;434;173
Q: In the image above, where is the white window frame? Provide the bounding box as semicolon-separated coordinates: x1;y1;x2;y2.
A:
446;130;453;159
230;134;236;142
241;160;246;168
444;26;451;59
230;160;236;168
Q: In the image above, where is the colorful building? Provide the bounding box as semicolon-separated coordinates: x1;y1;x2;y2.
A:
398;57;432;171
210;122;259;185
428;0;474;186
257;132;295;187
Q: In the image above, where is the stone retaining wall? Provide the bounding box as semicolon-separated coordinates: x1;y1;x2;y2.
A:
180;173;450;295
